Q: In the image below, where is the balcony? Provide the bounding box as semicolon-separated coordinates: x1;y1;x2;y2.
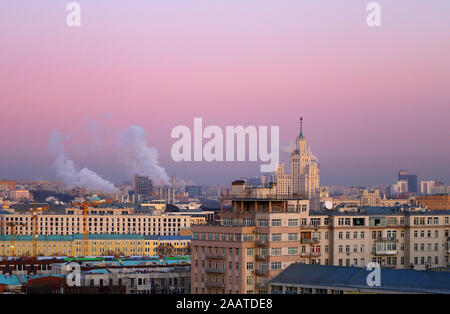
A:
255;240;268;246
301;237;320;244
255;282;268;289
300;251;321;257
205;254;224;260
374;237;399;243
255;255;269;261
205;281;225;288
372;249;398;256
254;269;269;275
301;224;321;229
205;268;225;274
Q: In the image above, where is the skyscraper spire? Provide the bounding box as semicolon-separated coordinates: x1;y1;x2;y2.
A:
299;117;304;138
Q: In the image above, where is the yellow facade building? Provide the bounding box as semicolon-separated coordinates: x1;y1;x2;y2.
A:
0;234;191;257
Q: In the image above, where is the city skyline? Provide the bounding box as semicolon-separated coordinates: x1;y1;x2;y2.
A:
1;1;449;187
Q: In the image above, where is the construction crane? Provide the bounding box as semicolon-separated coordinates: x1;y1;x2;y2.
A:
73;198;114;256
30;201;49;257
0;221;27;257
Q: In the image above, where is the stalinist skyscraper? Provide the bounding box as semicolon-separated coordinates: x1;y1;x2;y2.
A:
276;117;320;210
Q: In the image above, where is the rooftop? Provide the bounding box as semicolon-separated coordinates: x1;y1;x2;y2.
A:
0;234;192;242
270;263;450;294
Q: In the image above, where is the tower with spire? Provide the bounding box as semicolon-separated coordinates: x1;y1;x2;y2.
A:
276;117;321;210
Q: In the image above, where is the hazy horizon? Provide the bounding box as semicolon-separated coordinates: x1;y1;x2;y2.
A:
1;1;449;188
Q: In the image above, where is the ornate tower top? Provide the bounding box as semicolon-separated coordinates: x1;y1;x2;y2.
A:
299;117;304;139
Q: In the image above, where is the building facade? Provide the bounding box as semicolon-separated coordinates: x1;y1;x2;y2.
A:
190;184;450;294
0;210;192;237
0;234;191;257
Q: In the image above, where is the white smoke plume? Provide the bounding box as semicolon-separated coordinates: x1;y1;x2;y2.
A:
49;130;118;193
119;126;170;186
281;140;296;154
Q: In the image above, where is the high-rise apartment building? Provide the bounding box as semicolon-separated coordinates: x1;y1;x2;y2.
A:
190;183;450;294
134;175;153;199
398;170;418;193
276;118;320;210
420;181;436;195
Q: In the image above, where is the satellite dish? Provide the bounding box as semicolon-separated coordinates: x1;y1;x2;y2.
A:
324;201;333;210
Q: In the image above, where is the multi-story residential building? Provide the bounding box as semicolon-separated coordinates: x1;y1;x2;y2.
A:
420;181;436;195
191;182;450;294
0;234;191;257
276;118;320;210
134;175;153;199
0;209;192;237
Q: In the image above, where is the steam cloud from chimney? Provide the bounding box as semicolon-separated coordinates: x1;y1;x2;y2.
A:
49;130;118;193
119;126;170;186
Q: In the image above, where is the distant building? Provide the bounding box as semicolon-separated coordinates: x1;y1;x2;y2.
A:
157;186;175;204
433;185;450;195
414;195;450;210
185;186;202;197
0;180;16;191
420;181;436;195
8;190;31;202
391;180;408;195
134;175;153;199
275;118;320;209
398;170;418;193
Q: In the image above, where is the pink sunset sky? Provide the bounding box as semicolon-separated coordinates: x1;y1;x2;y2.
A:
0;0;449;186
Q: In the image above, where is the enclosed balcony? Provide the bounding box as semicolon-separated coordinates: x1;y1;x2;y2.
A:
255;255;269;261
205;268;225;274
205;253;224;260
254;268;269;275
205;281;225;288
301;237;320;244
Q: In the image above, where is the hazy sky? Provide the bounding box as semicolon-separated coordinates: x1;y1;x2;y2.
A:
0;1;449;187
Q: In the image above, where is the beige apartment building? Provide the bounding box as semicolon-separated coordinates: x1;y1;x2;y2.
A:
0;208;191;237
190;183;450;294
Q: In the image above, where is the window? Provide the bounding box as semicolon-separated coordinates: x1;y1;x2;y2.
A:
246;262;254;270
271;219;282;227
353;218;365;226
288;219;298;227
271;248;281;256
272;234;281;242
288;233;298;241
258;219;269;227
288;247;298;255
247;248;254;256
271;262;281;270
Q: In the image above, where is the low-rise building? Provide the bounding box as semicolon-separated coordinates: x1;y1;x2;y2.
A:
269;263;450;294
0;234;191;257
